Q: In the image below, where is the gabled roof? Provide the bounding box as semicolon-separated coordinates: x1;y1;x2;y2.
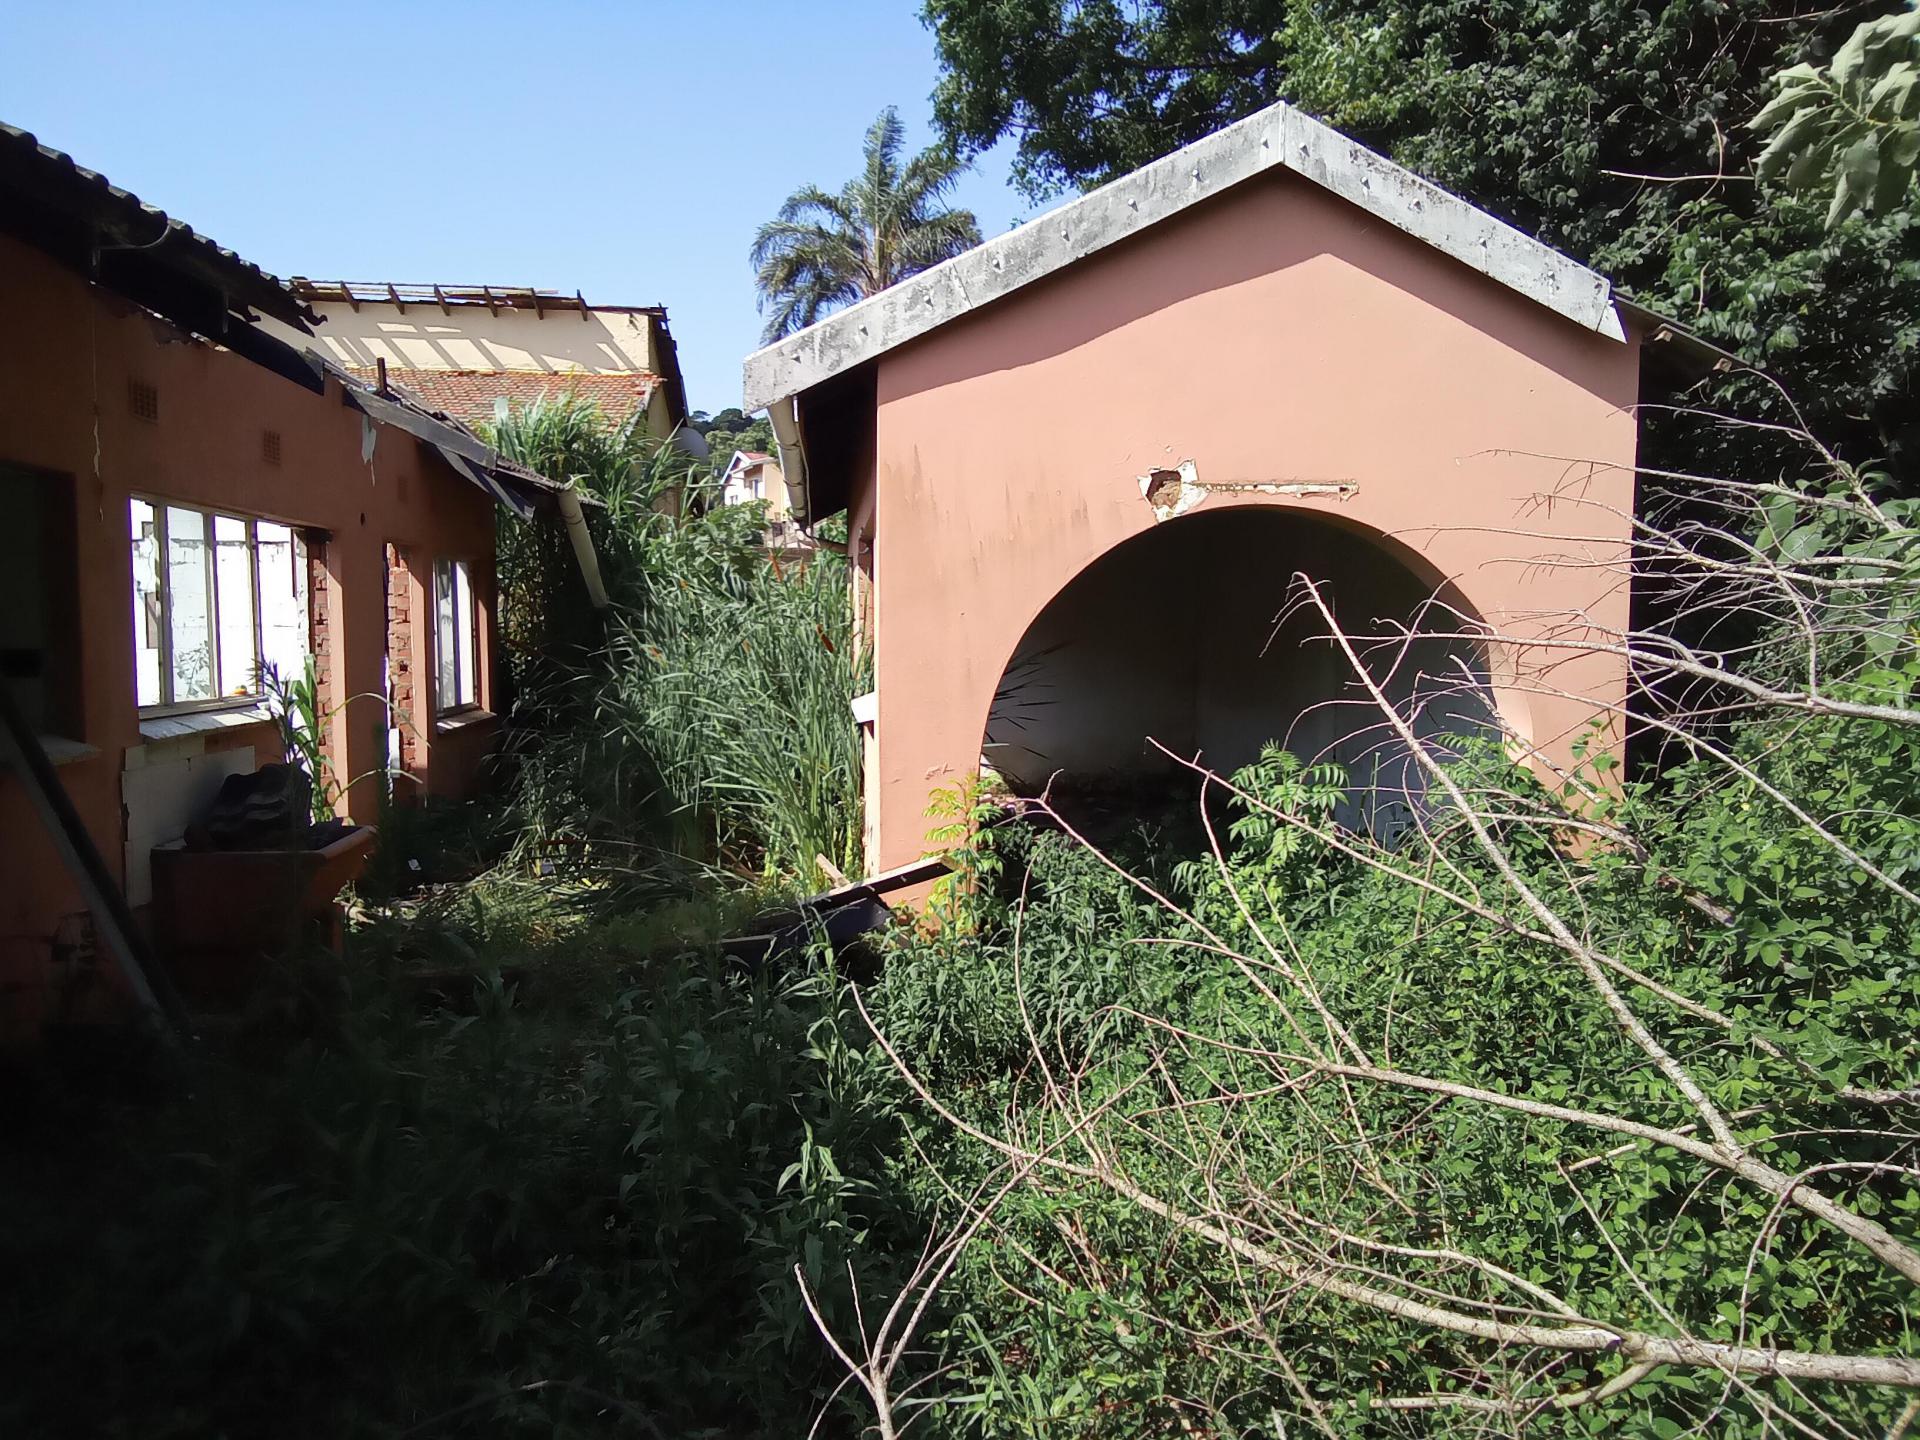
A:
743;100;1626;413
344;367;660;429
719;449;774;484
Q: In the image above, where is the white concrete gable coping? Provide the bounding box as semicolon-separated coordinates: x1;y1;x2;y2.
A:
742;100;1625;413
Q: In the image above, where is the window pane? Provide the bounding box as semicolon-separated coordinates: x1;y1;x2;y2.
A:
214;515;257;697
256;522;307;689
454;561;478;708
166;506;213;702
130;498;162;708
434;560;458;711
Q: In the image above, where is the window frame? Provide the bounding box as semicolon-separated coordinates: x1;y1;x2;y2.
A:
131;494;302;718
431;557;484;719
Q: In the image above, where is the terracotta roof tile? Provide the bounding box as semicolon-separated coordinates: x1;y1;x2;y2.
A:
346;367;660;428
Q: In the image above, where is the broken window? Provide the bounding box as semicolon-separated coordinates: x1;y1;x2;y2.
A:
433;558;480;713
129;497;308;712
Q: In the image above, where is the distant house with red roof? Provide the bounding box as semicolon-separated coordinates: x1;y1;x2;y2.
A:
718;449;789;514
261;281;689;439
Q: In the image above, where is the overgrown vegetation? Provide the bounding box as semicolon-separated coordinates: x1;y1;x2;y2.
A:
3;396;886;1438
488;393;866;892
2;909;905;1438
10;37;1920;1436
15;399;1915;1436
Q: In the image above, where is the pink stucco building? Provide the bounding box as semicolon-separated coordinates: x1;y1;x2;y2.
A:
745;102;1711;878
0;124;578;1043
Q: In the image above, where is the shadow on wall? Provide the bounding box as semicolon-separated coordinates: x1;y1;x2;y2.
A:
983;505;1494;845
308;313;650;377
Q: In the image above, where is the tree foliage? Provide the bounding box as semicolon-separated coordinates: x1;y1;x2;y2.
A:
752;106;983;342
1754;1;1920;227
922;0;1920;488
687;406;777;477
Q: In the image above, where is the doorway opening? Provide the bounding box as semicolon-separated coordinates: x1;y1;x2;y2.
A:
981;506;1494;845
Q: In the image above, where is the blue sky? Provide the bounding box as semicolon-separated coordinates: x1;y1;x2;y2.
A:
0;1;1037;412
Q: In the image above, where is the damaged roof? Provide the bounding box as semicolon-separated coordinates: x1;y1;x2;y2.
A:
0;121;317;341
0;120;589;518
743;100;1630;414
290;280;666;317
316;359;594;520
344;367;662;429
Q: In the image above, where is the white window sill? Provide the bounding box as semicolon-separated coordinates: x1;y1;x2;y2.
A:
139;704;275;742
40;735;100;766
434;707;496;735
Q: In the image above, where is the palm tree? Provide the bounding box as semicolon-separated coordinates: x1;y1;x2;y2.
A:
752;107;983;343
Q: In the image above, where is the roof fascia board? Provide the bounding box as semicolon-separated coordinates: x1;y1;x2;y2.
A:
744;102;1623;412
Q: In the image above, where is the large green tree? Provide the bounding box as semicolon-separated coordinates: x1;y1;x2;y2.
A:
923;1;1920;488
752;106;984;343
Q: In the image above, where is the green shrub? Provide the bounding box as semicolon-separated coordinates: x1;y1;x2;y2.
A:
0;928;911;1439
864;715;1920;1437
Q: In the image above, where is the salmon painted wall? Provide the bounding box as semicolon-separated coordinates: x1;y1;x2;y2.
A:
0;236;502;1041
858;169;1642;871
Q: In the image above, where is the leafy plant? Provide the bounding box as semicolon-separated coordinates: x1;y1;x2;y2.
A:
1;903;915;1439
258;654;342;823
1755;2;1920;226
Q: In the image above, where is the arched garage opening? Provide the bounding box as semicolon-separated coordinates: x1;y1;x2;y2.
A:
982;506;1496;842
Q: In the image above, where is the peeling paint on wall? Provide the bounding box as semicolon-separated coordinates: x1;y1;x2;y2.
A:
1139;460;1358;521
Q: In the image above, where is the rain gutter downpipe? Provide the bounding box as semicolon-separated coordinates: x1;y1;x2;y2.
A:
768;397;812;530
557;484;609;610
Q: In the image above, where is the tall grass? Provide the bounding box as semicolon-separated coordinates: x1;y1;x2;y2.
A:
487;396;866;892
608;516;867;884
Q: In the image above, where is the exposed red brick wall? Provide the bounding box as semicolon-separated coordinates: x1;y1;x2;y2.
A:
304;531;334;717
385;542;421;790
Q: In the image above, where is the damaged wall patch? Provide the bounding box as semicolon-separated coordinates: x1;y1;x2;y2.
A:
1140;461;1358;521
